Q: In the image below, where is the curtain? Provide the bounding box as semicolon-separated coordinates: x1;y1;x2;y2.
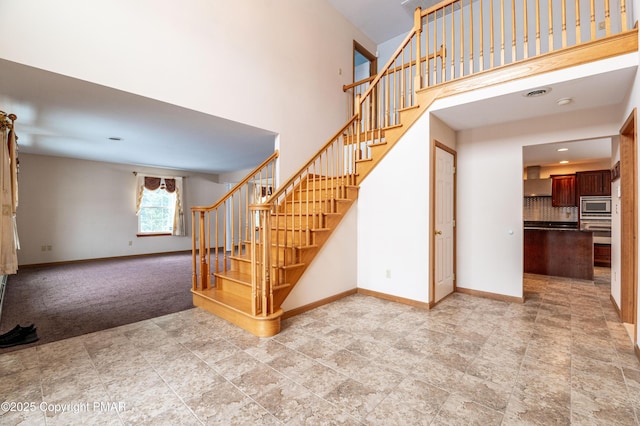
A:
135;174;185;236
0;124;18;274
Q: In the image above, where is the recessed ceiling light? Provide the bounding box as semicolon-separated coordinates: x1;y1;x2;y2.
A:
560;160;569;164
524;87;551;97
557;148;569;152
557;97;572;106
108;137;123;141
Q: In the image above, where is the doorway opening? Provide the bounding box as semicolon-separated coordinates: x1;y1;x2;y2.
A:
619;108;638;347
353;41;377;84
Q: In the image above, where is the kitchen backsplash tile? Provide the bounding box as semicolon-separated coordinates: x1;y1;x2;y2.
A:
523;196;578;222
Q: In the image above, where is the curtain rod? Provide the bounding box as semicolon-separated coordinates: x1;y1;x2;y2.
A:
133;171;186;178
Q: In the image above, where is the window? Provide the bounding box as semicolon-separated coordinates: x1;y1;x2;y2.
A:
135;175;185;237
138;187;176;234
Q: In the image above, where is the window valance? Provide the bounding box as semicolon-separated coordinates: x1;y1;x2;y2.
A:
135;174;185;236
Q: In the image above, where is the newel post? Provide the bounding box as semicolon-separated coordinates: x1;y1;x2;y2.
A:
414;7;422;93
249;203;272;316
198;210;209;290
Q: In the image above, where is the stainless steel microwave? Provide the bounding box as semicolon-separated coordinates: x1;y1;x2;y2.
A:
580;196;612;218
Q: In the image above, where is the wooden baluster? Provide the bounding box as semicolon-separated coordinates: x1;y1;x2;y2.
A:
548;0;553;52
400;48;405;109
604;0;611;37
561;0;567;48
415;9;423;91
575;0;581;44
230;193;235;260
211;209;216;276
523;0;529;59
223;200;227;272
479;0;484;71
442;7;446;81
490;0;494;68
251;205;258;316
433;10;438;82
621;0;627;31
385;74;390;127
199;211;208;290
535;0;541;55
511;0;516;62
460;0;465;77
469;0;474;74
500;0;505;65
590;0;596;40
451;3;455;79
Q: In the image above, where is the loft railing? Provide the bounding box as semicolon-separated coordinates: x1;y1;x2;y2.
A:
346;0;631;121
191;151;278;308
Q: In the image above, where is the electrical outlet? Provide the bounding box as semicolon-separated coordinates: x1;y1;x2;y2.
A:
46;245;52;251
41;245;47;252
386;269;391;279
598;21;605;30
128;240;133;246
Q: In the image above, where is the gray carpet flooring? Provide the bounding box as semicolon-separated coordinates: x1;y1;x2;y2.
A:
0;252;194;353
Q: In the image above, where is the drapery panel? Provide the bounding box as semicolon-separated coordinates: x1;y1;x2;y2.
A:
0;122;19;274
135;174;185;236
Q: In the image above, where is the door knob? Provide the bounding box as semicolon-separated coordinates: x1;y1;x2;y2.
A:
435;230;442;235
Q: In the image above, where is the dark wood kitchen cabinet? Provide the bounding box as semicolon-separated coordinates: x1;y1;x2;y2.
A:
576;170;611;197
524;229;593;280
594;243;612;267
551;174;577;207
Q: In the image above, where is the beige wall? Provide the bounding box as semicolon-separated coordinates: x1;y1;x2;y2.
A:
16;154;225;265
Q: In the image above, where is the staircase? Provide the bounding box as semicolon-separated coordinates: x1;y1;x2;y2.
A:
191;1;636;336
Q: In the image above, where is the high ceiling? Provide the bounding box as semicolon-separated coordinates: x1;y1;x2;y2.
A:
1;2;635;175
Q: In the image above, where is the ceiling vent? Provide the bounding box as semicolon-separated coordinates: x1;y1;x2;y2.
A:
524;87;552;98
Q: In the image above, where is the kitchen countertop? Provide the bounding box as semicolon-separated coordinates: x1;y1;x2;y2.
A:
523;221;585;231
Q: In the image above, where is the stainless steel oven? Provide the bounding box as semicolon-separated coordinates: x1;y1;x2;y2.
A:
580;196;612;244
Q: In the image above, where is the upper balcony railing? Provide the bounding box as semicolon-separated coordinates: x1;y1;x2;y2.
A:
345;0;633;122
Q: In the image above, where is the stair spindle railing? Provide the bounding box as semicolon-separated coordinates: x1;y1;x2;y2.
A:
191;150;278;314
348;0;630;122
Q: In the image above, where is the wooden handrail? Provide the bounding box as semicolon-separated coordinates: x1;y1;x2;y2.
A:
343;75;375;91
191;149;279;212
265;117;357;203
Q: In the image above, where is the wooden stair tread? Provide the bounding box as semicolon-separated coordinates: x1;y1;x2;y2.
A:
214;270;252;285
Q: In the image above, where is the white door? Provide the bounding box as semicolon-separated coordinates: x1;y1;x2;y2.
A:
434;146;455;303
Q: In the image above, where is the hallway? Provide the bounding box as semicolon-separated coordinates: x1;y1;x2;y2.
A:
0;269;638;424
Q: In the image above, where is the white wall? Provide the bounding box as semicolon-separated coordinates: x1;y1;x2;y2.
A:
281;207;357;311
17;154;225;265
0;0;375;182
357;112;432;302
611;137;622;310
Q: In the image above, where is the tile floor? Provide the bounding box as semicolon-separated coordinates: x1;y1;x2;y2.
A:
0;269;639;425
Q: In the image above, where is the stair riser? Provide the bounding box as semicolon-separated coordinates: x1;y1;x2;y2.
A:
280;201;351;215
272;214;324;229
292;187;356;201
271;229;313;245
216;276;252;298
